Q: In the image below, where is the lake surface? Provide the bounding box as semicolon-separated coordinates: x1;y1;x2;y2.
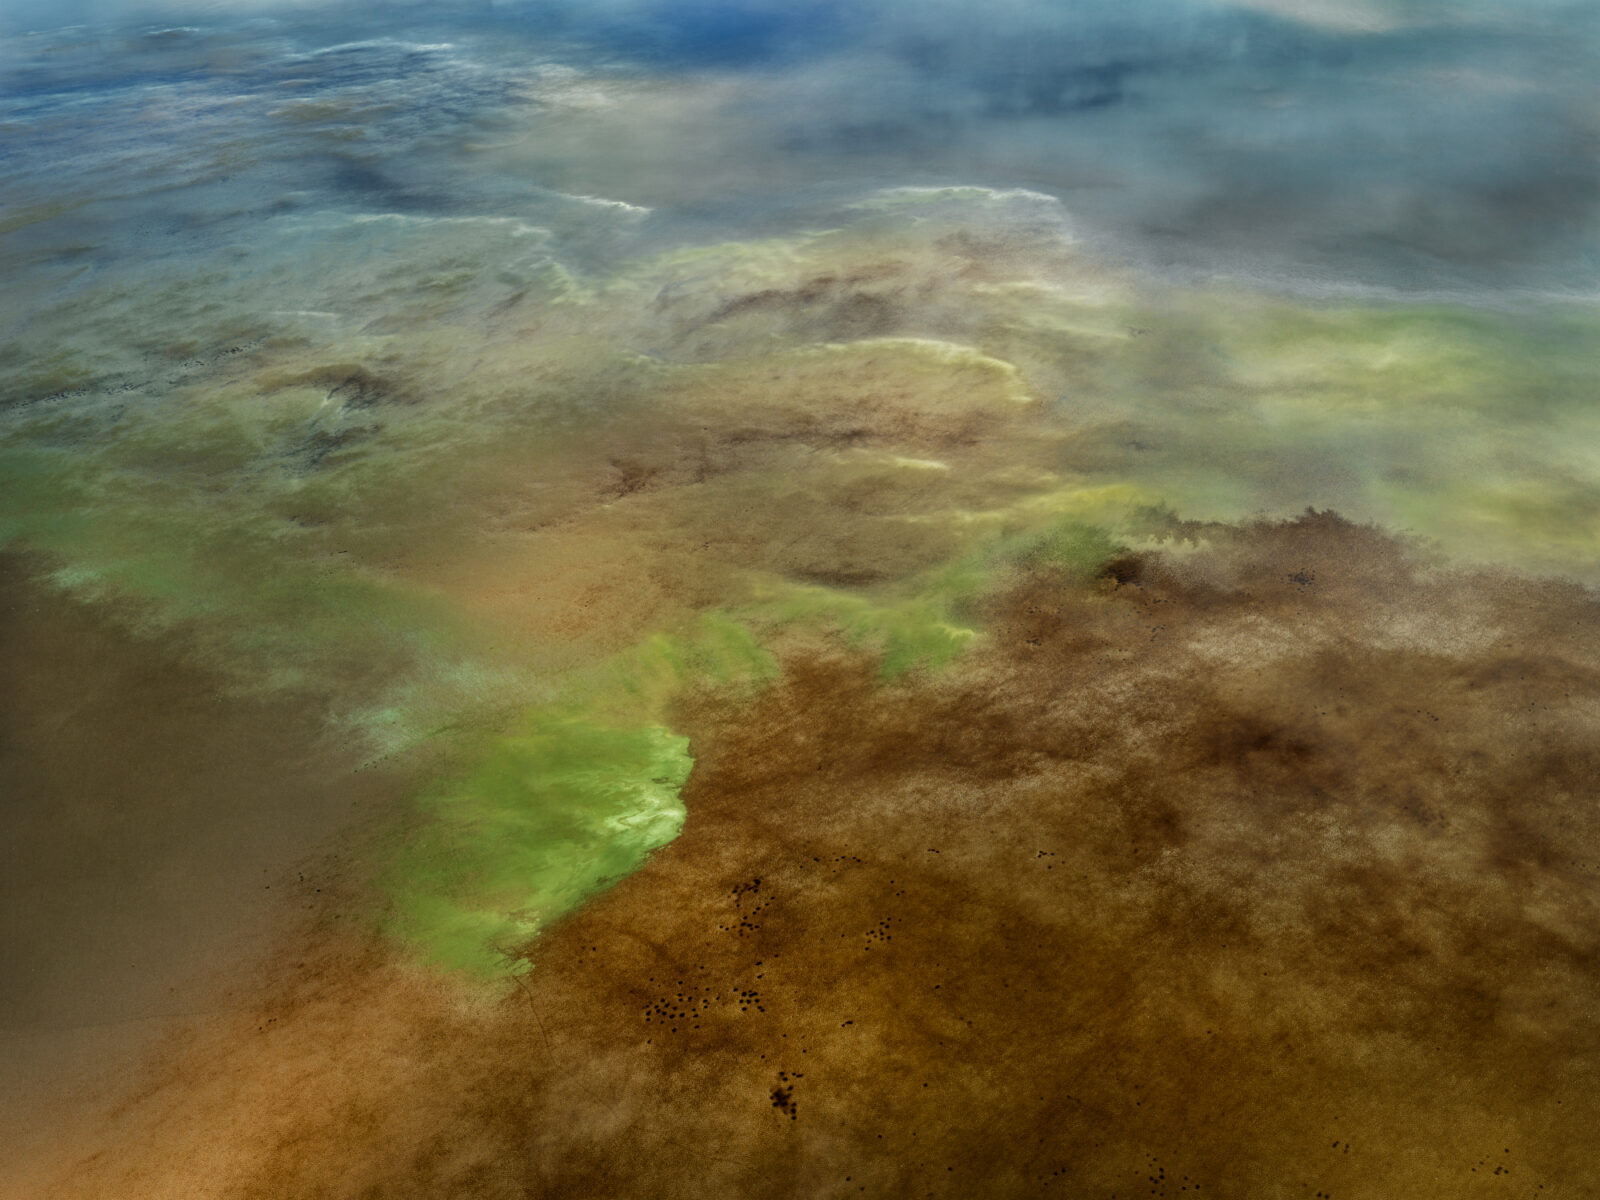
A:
3;2;1598;1195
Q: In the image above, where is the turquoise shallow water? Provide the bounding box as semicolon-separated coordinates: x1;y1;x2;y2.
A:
2;0;1598;983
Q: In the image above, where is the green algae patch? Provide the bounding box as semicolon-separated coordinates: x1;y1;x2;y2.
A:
382;714;693;979
756;508;1132;679
376;612;777;981
762;585;976;679
589;612;779;717
1012;519;1127;579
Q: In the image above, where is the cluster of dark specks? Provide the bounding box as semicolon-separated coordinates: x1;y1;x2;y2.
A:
1034;849;1058;870
719;876;771;936
863;916;893;949
1469;1148;1514;1178
641;978;712;1033
770;1070;803;1120
1132;1155;1204;1197
733;982;765;1014
641;967;774;1033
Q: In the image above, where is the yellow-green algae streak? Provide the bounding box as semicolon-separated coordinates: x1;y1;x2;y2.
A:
379;613;781;979
4;197;1598;982
383;715;693;978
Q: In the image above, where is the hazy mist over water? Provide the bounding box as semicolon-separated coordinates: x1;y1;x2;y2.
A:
3;0;1598;292
3;2;1600;1196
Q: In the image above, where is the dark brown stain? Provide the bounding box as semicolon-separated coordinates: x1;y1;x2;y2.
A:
693;269;908;345
288;364;412;410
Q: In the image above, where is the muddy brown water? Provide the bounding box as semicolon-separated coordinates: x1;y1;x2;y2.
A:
0;555;411;1190
13;514;1599;1198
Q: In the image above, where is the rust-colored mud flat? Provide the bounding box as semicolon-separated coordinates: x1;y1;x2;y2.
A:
36;514;1600;1199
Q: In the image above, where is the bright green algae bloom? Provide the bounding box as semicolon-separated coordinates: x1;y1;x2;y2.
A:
382;714;693;979
379;614;778;980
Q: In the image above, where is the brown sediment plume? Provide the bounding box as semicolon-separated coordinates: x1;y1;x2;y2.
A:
418;337;1056;660
0;554;418;1196
26;513;1600;1198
